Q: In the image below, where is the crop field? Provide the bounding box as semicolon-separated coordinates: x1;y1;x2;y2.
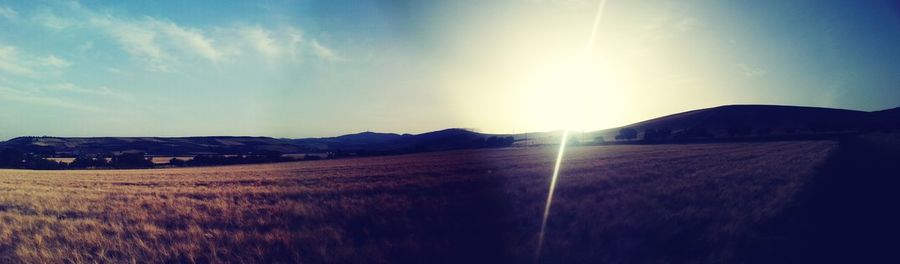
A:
0;141;836;263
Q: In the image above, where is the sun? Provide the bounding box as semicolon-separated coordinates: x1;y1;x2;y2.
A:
518;55;626;132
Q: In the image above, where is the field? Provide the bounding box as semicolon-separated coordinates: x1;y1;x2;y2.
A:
0;141;837;263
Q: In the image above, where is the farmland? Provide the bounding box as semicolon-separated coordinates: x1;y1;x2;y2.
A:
0;141;840;263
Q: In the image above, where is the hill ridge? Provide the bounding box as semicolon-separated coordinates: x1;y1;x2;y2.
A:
2;105;898;155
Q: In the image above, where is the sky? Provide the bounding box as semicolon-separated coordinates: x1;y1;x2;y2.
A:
1;0;899;140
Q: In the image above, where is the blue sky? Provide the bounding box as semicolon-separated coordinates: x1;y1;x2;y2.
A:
1;0;899;140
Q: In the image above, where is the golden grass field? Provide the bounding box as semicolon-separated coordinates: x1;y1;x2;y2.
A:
0;141;836;263
48;157;194;165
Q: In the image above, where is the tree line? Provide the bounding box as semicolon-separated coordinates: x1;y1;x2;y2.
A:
0;149;320;170
605;124;856;144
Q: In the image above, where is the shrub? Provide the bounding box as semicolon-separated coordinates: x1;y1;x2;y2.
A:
616;128;638;141
110;153;154;168
70;156;109;168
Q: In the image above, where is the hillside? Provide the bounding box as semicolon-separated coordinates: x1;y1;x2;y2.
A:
1;105;897;156
872;107;900;128
587;104;898;141
0;129;515;157
0;141;840;263
0;136;304;156
291;128;516;155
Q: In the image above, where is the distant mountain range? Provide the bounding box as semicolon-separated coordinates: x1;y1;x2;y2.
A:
0;129;516;156
1;105;898;157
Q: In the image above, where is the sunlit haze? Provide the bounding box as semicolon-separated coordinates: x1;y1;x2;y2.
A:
2;0;899;139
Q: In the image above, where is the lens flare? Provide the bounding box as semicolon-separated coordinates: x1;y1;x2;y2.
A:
535;0;608;262
535;130;568;260
585;0;608;54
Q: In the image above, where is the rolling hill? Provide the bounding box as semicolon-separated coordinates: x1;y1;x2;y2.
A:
586;104;898;141
0;136;305;156
1;104;897;156
290;128;516;154
872;107;900;127
0;129;514;157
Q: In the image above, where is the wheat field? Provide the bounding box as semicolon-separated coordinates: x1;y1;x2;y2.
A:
0;141;835;263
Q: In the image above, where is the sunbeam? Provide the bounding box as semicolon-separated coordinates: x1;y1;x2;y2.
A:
535;0;609;261
535;130;569;261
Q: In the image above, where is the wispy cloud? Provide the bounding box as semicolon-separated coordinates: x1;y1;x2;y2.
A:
311;39;340;61
0;45;122;111
0;84;103;112
87;15;225;71
43;55;71;68
76;41;94;54
105;67;123;74
32;11;72;30
47;83;127;99
734;63;767;77
0;6;17;21
32;2;341;72
0;46;38;77
0;44;74;78
285;27;304;56
237;25;282;58
89;15;178;72
231;25;336;62
152;20;222;62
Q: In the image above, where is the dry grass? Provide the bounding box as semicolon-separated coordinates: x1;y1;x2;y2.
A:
45;158;75;164
149;157;192;164
0;141;836;263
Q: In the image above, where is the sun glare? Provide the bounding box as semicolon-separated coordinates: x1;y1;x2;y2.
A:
520;56;624;132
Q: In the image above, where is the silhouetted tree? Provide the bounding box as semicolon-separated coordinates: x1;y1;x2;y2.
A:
644;129;660;140
70;156;108;168
184;152;291;167
110;153;153;168
657;127;672;139
616;128;638;140
22;155;66;170
480;136;515;148
500;136;514;147
0;149;65;169
260;150;285;161
643;128;673;141
674;127;714;139
0;148;24;168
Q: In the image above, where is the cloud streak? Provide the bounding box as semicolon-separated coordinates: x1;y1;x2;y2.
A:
33;2;340;72
0;6;17;21
43;55;71;68
0;46;37;77
0;44;73;78
311;39;340;61
735;63;767;77
90;15;179;72
32;11;72;30
0;84;103;112
238;25;282;58
47;83;127;99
